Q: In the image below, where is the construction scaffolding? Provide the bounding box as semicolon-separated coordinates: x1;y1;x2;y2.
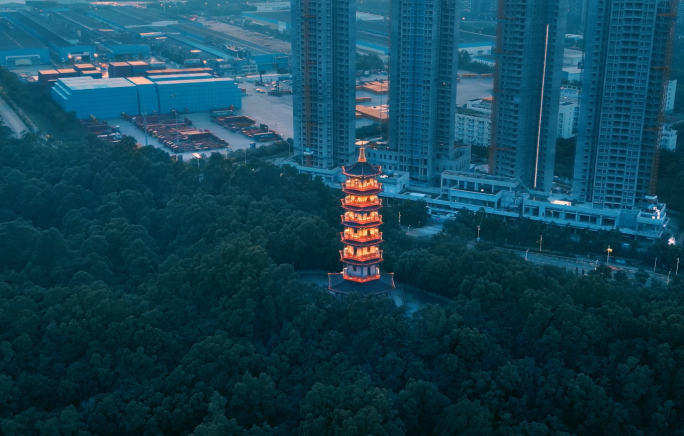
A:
648;0;678;196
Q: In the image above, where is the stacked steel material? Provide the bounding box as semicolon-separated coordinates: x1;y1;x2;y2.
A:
328;146;395;299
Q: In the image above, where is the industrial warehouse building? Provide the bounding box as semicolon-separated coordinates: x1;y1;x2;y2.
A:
51;74;242;119
4;11;95;63
0;17;49;66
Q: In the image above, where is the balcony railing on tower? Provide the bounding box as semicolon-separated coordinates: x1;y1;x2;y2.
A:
341;212;382;225
340;249;382;262
342;196;381;208
344;180;381;191
341;229;382;242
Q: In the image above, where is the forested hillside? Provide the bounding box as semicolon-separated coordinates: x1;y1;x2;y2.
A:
1;128;684;435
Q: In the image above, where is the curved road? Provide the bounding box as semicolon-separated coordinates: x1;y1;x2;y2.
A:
0;95;27;137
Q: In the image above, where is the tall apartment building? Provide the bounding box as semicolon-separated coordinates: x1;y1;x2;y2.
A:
490;0;567;192
291;0;355;169
389;0;459;184
572;0;677;210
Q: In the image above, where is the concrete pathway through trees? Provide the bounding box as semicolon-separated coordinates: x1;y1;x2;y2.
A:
0;95;27;137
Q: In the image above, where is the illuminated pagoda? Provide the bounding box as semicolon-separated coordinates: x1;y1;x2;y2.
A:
328;146;396;299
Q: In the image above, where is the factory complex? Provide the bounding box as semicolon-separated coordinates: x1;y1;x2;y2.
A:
242;10;495;57
0;6;289;74
51;73;242;119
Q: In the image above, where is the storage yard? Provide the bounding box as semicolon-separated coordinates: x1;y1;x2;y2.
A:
126;113;230;153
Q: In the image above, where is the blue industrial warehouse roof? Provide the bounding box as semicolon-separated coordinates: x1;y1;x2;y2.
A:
154;78;236;85
126;76;154;85
57;76;137;90
148;73;214;81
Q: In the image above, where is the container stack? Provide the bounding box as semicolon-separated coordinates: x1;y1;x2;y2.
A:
38;69;60;86
127;61;149;76
149;62;166;70
80;70;103;78
147;73;214;82
144;68;213;77
56;69;78;78
73;63;96;73
108;62;133;78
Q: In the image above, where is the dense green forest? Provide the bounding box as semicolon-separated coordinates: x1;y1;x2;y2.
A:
658;133;684;212
2;126;684;435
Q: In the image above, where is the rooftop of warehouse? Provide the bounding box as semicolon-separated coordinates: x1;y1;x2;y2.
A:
7;11;81;48
57;76;137;90
51;10;142;45
88;8;148;27
166;35;229;59
148;73;214;81
53;10;115;32
118;7;174;22
170;23;286;56
126;76;154;85
0;20;46;50
154;77;236;86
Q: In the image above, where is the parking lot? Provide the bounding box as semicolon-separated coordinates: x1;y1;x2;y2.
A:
108;69;493;156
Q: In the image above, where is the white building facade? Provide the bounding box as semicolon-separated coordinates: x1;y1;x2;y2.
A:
557;100;577;138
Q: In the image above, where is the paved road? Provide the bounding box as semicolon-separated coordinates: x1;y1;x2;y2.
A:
405;224;443;238
0;95;27;137
508;248;671;285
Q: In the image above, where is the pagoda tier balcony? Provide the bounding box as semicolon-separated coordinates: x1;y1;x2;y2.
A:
341;198;382;212
343;181;382;195
341;214;383;228
340;249;382;263
340;231;383;246
342;269;381;282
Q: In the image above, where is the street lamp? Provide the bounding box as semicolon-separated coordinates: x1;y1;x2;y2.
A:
654;257;658;273
477;225;480;242
171;95;179;148
525;249;529;261
677;258;680;276
142;104;148;147
538;235;543;252
668;270;672;285
606;245;612;266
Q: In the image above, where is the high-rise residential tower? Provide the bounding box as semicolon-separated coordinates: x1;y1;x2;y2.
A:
490;0;567;192
389;0;459;184
572;0;677;210
291;0;356;169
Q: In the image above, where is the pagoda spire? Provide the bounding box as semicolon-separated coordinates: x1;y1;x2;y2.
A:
328;146;396;299
358;144;367;162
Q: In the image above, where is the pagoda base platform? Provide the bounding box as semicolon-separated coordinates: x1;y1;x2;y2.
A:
328;273;395;299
